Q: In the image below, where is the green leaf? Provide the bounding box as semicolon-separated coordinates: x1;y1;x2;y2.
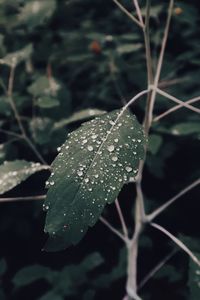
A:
37;96;60;109
0;160;49;195
44;109;145;251
53;109;107;129
148;134;163;155
13;265;54;287
0;44;33;67
0;259;7;276
18;0;56;29
188;252;200;299
170;122;200;136
28;76;60;97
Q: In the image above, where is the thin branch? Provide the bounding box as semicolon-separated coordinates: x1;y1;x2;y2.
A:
5;65;47;165
0;194;128;244
7;66;26;137
138;248;178;290
152;87;200;115
154;95;200;122
24;137;47;165
132;0;145;27
151;222;200;267
112;0;144;28
0;195;46;203
100;216;129;244
0;128;22;139
147;0;174;128
115;199;129;240
143;0;154;86
147;178;200;221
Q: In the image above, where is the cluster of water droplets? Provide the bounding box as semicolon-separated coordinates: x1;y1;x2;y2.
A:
44;110;145;240
0;161;46;195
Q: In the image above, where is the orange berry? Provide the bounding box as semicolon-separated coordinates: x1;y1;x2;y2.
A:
174;7;183;15
89;41;102;54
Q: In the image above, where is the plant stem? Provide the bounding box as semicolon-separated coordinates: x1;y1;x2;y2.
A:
0;195;46;203
153;95;200;121
100;216;129;244
115;199;129;240
125;1;174;299
147;178;200;221
113;0;143;28
152;87;200;114
132;0;145;27
138;248;178;290
6;65;47;165
151;222;200;267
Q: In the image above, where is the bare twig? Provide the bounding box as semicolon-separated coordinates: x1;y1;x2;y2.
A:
147;178;200;221
115;199;129;240
0;194;128;244
138;248;178;290
154;94;200;121
100;216;129;244
152;87;200;115
132;0;145;27
7;66;26;137
147;0;174;128
113;0;144;28
125;2;174;299
0;128;23;139
0;195;46;203
151;223;200;267
5;65;47;165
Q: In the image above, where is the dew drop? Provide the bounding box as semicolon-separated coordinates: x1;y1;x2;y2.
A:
125;166;133;173
82;139;87;144
107;145;115;152
112;156;118;162
87;145;93;151
77;170;83;176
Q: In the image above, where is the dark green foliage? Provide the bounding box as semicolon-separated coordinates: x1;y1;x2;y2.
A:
0;0;199;299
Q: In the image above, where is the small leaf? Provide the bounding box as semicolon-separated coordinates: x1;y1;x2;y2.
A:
0;259;7;276
13;265;53;287
148;134;163;155
28;76;60;97
37;96;59;109
54;109;106;129
44;109;145;251
0;160;49;195
171;122;200;136
0;44;33;67
188;252;200;299
18;0;56;29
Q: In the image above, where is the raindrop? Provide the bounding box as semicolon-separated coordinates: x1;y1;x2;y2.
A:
107;145;115;152
87;145;93;151
82;139;87;144
112;156;118;162
125;166;132;173
77;170;83;176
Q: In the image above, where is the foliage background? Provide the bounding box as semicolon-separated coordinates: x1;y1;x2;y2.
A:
0;0;199;299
